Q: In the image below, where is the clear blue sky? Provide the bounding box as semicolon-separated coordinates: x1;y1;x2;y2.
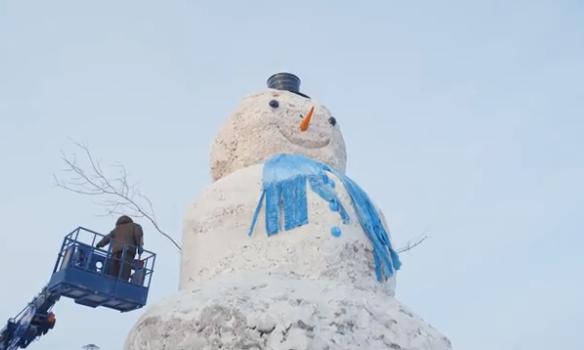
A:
1;1;582;349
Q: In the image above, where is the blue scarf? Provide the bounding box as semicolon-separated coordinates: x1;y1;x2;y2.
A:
248;153;401;281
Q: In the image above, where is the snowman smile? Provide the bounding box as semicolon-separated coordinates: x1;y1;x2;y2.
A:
277;126;331;149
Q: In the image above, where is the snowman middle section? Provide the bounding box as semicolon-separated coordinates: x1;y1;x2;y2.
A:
180;154;400;296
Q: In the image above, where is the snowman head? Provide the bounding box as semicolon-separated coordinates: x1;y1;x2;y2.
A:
210;73;347;182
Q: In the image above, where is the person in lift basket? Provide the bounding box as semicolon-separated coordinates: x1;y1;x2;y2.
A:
95;215;144;281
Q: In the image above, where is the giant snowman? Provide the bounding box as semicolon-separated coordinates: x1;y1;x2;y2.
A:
125;73;453;350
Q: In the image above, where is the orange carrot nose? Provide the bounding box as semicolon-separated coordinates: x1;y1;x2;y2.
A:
300;106;314;132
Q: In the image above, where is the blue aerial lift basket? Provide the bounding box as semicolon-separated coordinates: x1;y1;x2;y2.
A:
48;226;156;312
0;226;156;350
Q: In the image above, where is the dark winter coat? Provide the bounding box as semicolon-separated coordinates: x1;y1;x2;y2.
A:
96;215;144;255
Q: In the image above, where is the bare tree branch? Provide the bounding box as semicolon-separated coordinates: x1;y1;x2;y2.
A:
396;230;429;253
53;139;181;252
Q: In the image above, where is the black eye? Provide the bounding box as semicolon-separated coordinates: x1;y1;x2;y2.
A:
328;117;337;126
269;100;279;108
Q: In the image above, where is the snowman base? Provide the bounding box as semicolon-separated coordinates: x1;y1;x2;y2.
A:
125;272;452;350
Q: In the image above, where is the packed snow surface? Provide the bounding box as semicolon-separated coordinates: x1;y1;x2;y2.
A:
125;272;452;350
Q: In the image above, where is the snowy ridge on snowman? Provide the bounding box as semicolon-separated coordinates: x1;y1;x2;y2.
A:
125;73;453;350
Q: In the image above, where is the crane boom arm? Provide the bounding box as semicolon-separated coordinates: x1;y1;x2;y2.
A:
0;286;60;350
